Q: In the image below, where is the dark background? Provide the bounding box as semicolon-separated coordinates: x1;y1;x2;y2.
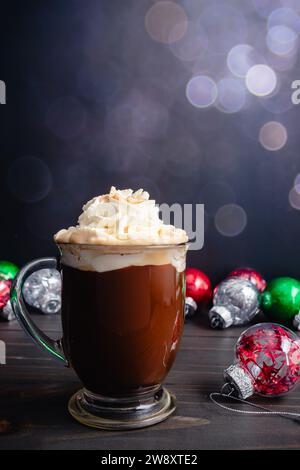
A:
1;0;300;284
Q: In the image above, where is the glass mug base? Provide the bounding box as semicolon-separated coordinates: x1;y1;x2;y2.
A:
68;386;176;430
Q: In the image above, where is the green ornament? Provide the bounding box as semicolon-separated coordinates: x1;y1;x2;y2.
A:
0;260;19;280
262;277;300;322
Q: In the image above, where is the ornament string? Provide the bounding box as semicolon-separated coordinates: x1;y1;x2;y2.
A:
210;384;300;423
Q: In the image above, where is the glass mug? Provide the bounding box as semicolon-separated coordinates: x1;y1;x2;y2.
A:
11;243;187;430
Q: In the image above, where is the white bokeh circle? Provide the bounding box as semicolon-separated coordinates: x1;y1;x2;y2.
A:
215;204;247;237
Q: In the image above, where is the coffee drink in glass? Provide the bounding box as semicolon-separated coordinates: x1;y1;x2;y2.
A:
11;187;188;429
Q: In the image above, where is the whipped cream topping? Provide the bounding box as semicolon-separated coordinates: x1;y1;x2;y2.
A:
59;244;187;273
54;186;188;246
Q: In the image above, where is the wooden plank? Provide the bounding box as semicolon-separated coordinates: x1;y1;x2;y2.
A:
0;315;300;449
0;311;268;337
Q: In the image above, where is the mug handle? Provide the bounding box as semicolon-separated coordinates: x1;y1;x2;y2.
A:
10;257;68;366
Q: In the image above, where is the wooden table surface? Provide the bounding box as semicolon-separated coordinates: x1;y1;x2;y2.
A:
0;312;300;450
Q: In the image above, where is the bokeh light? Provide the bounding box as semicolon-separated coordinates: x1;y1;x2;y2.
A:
268;7;300;33
192;50;224;77
7;156;52;203
145;1;188;44
180;0;205;18
259;76;294;113
266;47;298;71
246;64;277;96
25;189;76;240
280;0;300;10
6;0;300;292
237;105;276;142
227;44;264;78
215;204;247;237
288;186;300;209
56;158;110;203
252;0;282;19
200;181;236;217
197;4;247;53
169;21;208;62
266;25;297;55
216;78;246;113
259;121;288;150
294;173;300;193
186;75;217;108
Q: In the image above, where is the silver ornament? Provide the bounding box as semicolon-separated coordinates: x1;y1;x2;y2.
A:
22;268;61;315
0;300;15;321
293;313;300;331
208;277;260;329
185;297;197;319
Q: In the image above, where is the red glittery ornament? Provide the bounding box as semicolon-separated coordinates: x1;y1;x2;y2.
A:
224;323;300;399
228;267;266;292
0;279;12;309
186;268;212;304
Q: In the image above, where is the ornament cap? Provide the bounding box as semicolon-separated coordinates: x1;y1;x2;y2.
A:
223;364;254;399
1;300;15;322
209;306;233;329
293;313;300;331
185;297;197;318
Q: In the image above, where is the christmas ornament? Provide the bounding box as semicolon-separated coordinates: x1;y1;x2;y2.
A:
185;268;212;318
0;260;19;280
262;277;300;327
0;261;19;320
208;277;260;329
0;280;15;322
228;267;266;293
0;279;12;309
223;323;300;399
22;268;61;315
293;313;300;331
1;300;14;321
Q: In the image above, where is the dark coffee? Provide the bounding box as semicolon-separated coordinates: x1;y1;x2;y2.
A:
61;263;184;397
